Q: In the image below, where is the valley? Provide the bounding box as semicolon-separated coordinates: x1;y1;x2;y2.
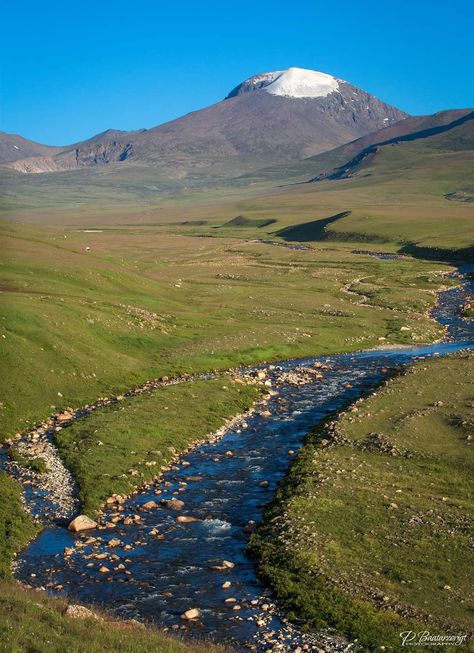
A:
0;64;473;653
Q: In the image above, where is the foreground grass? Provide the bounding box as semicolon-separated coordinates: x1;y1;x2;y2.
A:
250;352;474;652
0;581;233;653
55;377;261;516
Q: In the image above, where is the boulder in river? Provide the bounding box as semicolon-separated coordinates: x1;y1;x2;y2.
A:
211;559;235;570
161;498;184;511
181;608;201;620
176;515;201;523
141;500;158;510
68;515;97;532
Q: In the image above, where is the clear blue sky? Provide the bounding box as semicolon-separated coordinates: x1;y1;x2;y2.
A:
1;0;473;145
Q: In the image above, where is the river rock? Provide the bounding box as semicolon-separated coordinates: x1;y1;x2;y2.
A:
68;515;97;532
57;411;74;422
176;515;201;523
106;538;122;548
181;608;201;620
211;559;235;570
141;500;158;510
161;498;184;511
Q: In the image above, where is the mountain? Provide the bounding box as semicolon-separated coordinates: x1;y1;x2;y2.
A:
4;68;407;176
0;132;63;164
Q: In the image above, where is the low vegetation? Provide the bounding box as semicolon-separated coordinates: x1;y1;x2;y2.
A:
0;472;38;580
55;377;261;516
250;352;474;652
0;378;255;652
0;123;472;650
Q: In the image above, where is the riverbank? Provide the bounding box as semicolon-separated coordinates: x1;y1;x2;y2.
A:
0;580;236;653
250;351;474;652
0;378;261;653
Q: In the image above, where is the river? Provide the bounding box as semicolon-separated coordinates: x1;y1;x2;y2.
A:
11;265;474;652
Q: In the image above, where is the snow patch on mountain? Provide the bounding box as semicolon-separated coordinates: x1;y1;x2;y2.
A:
264;68;340;99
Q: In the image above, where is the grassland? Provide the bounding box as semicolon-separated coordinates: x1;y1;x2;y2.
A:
0;473;38;580
0;219;454;441
2;115;473;256
250;352;474;652
55;377;260;516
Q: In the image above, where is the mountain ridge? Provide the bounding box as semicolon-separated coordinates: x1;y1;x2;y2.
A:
2;68;407;176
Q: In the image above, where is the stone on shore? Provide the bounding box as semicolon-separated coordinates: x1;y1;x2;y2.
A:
65;604;101;620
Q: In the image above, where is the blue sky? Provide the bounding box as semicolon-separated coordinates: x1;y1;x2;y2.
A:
1;0;473;144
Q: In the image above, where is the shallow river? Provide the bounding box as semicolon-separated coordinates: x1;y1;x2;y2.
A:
13;266;474;651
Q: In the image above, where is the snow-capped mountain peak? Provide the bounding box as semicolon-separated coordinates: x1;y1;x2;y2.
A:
265;68;340;98
226;67;341;99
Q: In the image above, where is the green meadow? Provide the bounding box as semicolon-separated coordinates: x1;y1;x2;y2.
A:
0;580;234;653
0;218;453;440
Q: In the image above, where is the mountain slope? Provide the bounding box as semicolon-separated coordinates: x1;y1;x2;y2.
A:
237;108;474;184
5;68;407;176
309;108;474;181
0;132;63;164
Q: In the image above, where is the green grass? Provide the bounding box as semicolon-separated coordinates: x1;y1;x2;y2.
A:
250;352;474;652
0;581;234;653
1;104;472;653
0;220;453;441
0;472;38;580
55;377;261;516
